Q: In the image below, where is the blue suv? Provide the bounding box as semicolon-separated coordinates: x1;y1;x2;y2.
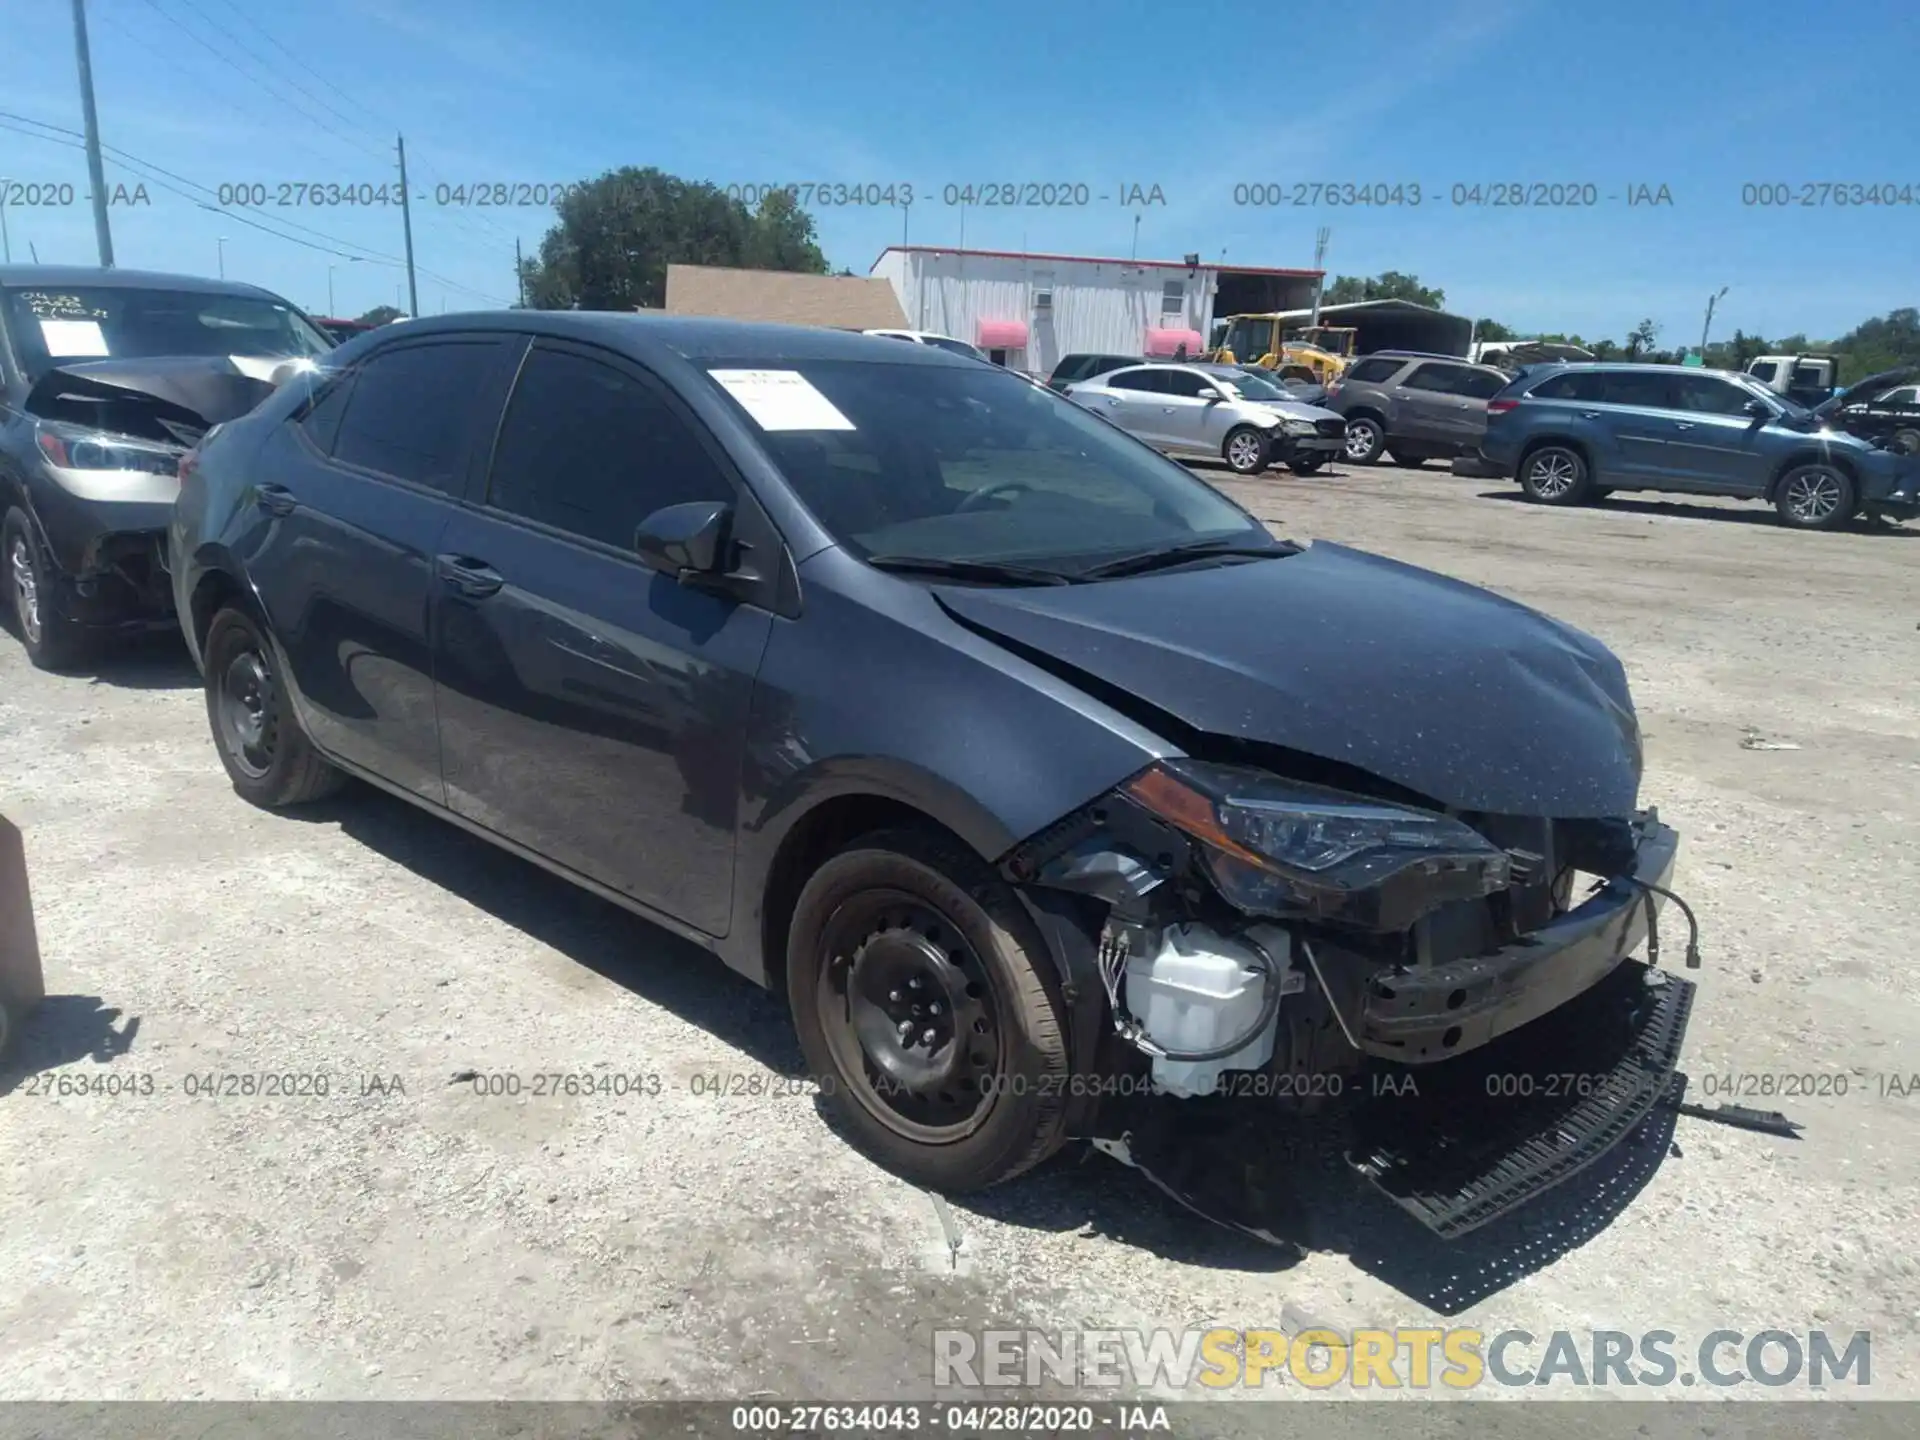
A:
1478;363;1920;531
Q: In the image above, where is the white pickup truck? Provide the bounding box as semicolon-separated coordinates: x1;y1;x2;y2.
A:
1746;354;1840;407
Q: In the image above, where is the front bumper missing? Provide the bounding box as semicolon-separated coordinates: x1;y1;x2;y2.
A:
1348;960;1694;1238
1357;816;1680;1063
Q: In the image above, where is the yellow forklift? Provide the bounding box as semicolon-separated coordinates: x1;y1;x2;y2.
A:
1206;315;1359;384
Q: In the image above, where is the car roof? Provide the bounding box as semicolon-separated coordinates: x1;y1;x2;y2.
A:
1363;350;1483;364
360;311;982;368
0;265;291;303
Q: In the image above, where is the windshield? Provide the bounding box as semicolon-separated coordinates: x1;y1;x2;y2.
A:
705;359;1268;570
3;285;334;382
1222;369;1288;401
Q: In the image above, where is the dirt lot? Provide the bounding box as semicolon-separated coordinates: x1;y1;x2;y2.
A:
1;466;1917;1411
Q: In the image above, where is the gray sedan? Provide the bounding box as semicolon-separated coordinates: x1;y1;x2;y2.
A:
1066;363;1348;475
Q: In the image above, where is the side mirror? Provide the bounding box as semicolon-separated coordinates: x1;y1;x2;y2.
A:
634;499;733;579
1743;399;1773;419
1196;387;1221;401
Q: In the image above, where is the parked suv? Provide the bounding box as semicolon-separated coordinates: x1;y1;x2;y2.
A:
1479;363;1920;530
169;315;1695;1235
1322;352;1511;467
1047;353;1141;392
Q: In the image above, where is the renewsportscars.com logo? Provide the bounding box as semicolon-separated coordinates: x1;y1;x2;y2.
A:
933;1327;1873;1391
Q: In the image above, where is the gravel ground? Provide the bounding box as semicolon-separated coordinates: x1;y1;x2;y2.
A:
1;465;1916;1411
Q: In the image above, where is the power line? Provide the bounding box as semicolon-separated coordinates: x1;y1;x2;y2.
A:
0;112;511;304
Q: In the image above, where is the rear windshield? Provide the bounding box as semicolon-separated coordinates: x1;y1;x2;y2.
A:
3;285;333;382
702;358;1264;568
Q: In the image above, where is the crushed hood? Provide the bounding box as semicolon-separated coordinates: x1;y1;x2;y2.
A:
935;541;1643;817
24;356;280;443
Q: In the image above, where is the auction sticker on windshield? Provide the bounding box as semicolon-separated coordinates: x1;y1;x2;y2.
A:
39;318;110;357
709;368;855;431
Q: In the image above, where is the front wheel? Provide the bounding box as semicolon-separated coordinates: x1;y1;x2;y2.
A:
1890;427;1920;455
786;827;1072;1192
1222;426;1272;475
1343;417;1386;465
1518;445;1592;505
3;508;88;671
203;606;345;807
1774;464;1857;531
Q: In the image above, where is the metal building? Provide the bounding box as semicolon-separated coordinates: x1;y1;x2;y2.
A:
868;246;1321;376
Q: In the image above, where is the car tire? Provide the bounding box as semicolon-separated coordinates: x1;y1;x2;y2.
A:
202;605;345;807
787;825;1072;1192
1891;427;1920;455
1773;464;1857;531
1287;455;1328;476
3;508;89;671
1518;445;1593;505
1343;416;1386;465
1222;426;1272;475
1388;450;1426;468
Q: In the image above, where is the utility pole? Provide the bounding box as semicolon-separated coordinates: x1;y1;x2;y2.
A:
0;182;11;264
1130;212;1140;261
395;134;419;317
514;236;525;307
1309;226;1331;326
1700;285;1729;357
70;0;114;266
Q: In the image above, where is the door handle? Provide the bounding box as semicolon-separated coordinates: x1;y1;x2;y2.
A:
1105;398;1123;406
435;554;504;598
1673;421;1696;430
255;483;298;517
1579;411;1603;419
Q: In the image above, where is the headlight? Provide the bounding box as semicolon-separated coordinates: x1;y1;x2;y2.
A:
35;421;183;476
1280;418;1319;437
1120;759;1512;930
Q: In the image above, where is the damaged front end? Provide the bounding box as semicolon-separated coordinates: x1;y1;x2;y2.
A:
1004;757;1701;1241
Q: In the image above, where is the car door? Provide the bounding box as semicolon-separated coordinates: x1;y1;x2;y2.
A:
1391;363;1469;447
1089;368;1166;443
243;334;521;801
1449;366;1509;452
430;339;776;935
1663;373;1774;493
1154;368;1218;453
1588;370;1686;485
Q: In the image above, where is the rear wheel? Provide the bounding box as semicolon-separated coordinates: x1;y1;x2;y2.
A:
1890;427;1920;455
1518;445;1592;505
1388;450;1426;468
1343;416;1386;465
203;606;345;807
1774;464;1856;531
1222;426;1271;475
3;508;88;671
786;827;1072;1192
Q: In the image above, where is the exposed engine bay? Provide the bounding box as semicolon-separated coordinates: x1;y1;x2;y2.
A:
1004;757;1703;1241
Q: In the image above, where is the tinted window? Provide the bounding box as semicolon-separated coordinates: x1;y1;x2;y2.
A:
1403;363;1467;393
1346;357;1402;384
1106;369;1164;392
1454;368;1508;400
1791;364;1826;387
1596;371;1676;408
332;340;501;491
486;348;734;550
1880;386;1920;407
1671;374;1756;416
1749;361;1778;382
297;375;356;454
1051;356;1089;381
1529;372;1603;401
706;359;1263;568
1160;370;1209;397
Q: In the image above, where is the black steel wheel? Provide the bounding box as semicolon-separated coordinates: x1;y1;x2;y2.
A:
787;827;1071;1191
202;606;344;807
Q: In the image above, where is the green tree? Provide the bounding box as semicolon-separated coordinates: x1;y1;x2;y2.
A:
519;168;828;310
1624;318;1660;359
1472;317;1516;341
1322;271;1446;308
356;304;404;326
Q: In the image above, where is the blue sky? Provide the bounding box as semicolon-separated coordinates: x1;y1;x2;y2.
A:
2;0;1915;342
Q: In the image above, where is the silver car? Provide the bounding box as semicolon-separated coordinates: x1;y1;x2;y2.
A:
1066;362;1348;475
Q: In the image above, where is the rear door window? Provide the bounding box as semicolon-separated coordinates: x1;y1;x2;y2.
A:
331;339;506;493
1453;368;1509;400
1106;369;1165;393
1345;357;1403;384
1403;363;1467;393
1596;371;1678;409
1160;370;1209;397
